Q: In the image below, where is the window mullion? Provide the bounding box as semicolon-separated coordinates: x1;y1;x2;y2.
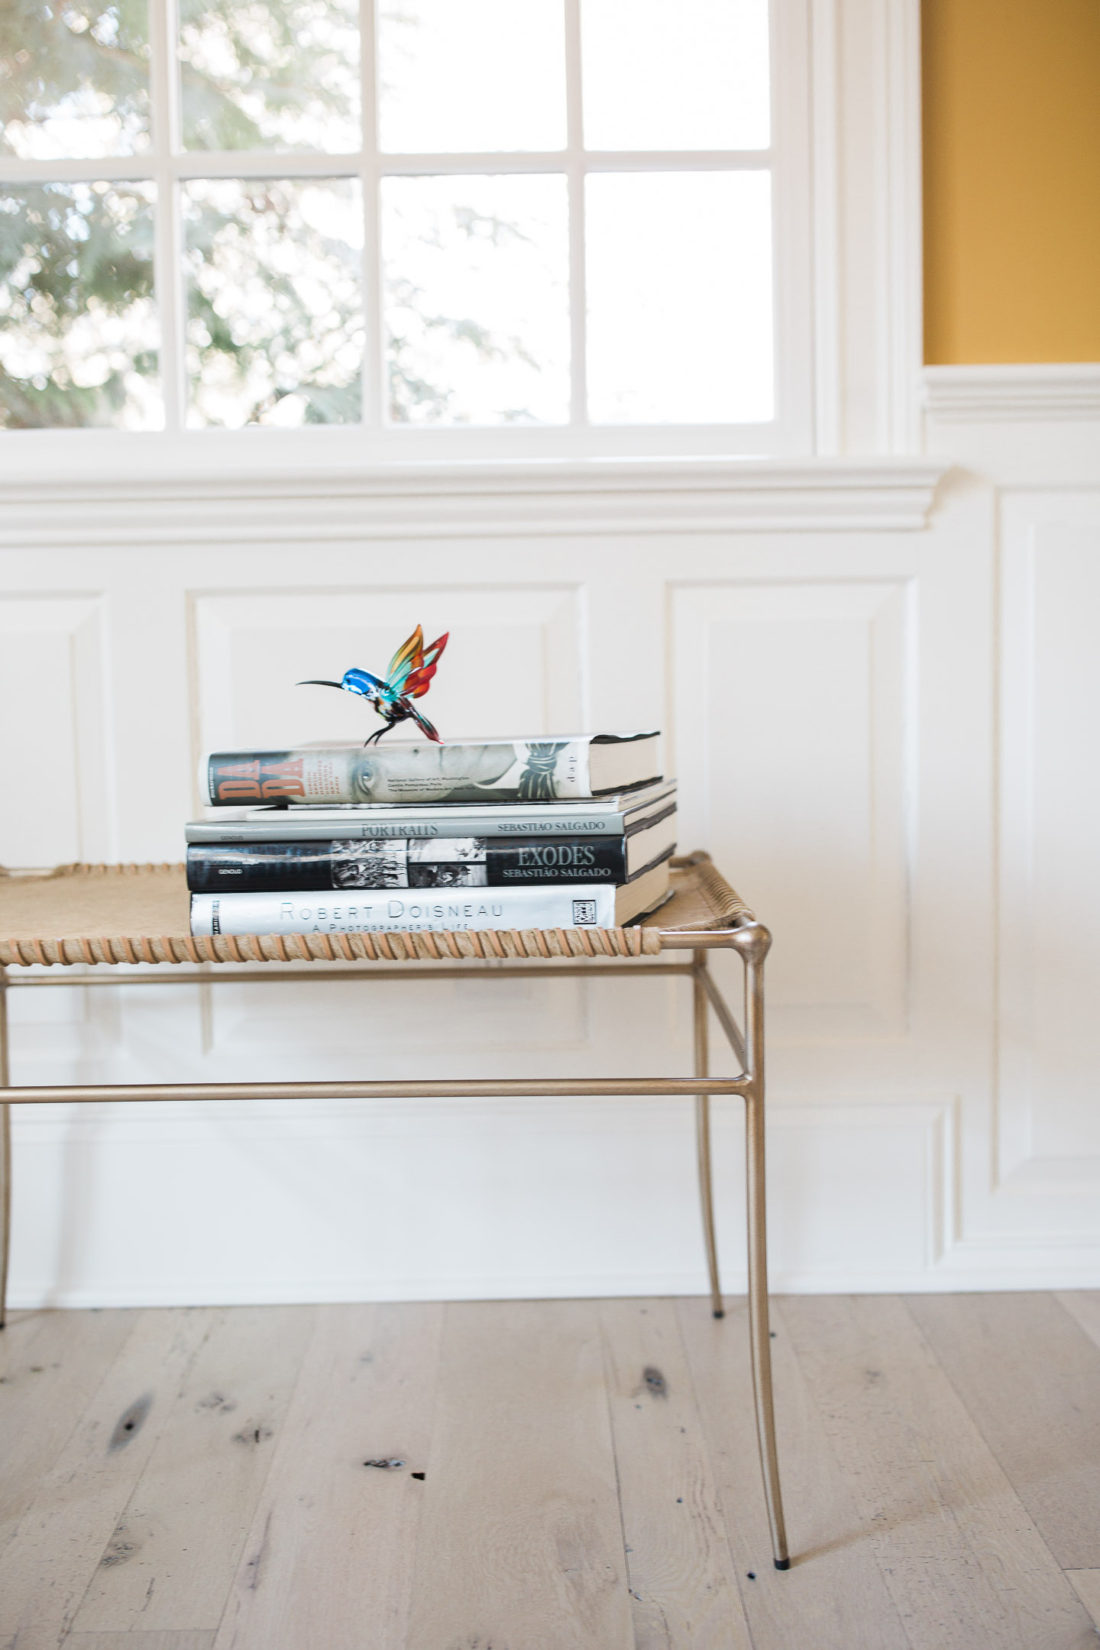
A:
157;150;771;182
582;150;772;172
164;152;366;181
0;157;155;184
150;0;184;432
361;0;383;430
564;0;587;428
372;151;568;175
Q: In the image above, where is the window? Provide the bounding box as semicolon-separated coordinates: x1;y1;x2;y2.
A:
0;0;811;457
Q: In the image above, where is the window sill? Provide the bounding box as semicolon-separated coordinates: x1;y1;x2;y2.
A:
0;450;947;546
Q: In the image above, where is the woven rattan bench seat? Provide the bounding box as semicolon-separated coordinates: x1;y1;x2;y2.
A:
0;851;755;968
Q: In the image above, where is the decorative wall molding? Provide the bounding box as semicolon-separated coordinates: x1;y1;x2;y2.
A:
670;576;915;1039
923;363;1100;423
994;492;1100;1219
0;457;948;547
9;1097;957;1304
0;594;113;863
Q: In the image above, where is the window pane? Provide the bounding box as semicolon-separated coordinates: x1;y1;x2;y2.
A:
581;0;770;151
382;174;568;426
585;172;772;424
178;0;360;152
183;177;363;427
377;0;565;153
0;181;159;428
0;0;151;159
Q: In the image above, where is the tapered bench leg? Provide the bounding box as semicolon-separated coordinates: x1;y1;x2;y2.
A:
0;968;10;1330
737;932;789;1570
693;950;724;1318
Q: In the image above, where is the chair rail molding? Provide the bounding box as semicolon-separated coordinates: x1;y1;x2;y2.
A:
0;457;948;547
922;367;1100;486
923;364;1100;423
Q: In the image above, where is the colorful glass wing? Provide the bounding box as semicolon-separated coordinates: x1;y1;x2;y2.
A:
384;625;425;694
404;631;449;699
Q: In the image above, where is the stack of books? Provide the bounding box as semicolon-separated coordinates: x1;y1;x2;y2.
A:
186;733;677;938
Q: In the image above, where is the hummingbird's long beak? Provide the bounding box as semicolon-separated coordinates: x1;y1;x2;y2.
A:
297;680;344;689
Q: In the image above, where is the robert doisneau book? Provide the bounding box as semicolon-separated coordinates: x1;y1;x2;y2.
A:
189;859;672;935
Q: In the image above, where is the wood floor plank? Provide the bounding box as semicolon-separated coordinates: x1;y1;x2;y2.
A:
3;1633;211;1650
68;1635;214;1649
1055;1290;1100;1351
405;1299;634;1650
1065;1572;1100;1630
213;1303;442;1650
70;1306;314;1635
599;1297;753;1650
0;1310;136;1533
0;1627;66;1650
909;1292;1100;1569
676;1296;911;1650
7;1293;1099;1650
0;1309;215;1646
782;1295;1095;1650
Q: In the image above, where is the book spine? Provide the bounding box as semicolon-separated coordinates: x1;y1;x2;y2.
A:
187;838;628;893
203;739;594;807
185;805;629;843
190;884;617;935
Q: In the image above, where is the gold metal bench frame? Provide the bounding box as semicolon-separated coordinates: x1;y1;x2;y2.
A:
0;853;790;1570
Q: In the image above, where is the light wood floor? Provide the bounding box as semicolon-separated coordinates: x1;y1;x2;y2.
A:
1;1293;1098;1650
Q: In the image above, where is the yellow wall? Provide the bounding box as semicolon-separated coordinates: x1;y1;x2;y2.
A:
922;0;1100;364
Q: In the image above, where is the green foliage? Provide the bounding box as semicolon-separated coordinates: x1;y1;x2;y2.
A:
0;0;151;149
0;0;537;429
181;177;364;427
177;0;359;152
0;180;156;427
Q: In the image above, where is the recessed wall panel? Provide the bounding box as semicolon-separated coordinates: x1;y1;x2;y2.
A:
1000;505;1100;1180
0;595;110;865
671;580;913;1038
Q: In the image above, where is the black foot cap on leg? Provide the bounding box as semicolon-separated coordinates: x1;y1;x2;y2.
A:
712;1308;725;1319
774;1557;791;1572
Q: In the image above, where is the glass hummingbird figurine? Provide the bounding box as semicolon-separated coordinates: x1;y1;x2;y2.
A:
298;625;449;745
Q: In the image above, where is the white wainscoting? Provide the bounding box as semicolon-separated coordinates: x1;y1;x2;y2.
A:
924;370;1100;1285
2;424;1099;1304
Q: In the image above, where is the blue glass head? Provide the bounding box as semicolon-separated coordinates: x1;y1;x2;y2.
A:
340;667;383;698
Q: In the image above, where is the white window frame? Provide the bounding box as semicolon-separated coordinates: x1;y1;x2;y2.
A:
0;0;829;476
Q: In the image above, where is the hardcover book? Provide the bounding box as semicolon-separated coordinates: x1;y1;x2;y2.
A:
186;830;675;894
202;733;660;807
186;780;676;844
189;860;671;936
